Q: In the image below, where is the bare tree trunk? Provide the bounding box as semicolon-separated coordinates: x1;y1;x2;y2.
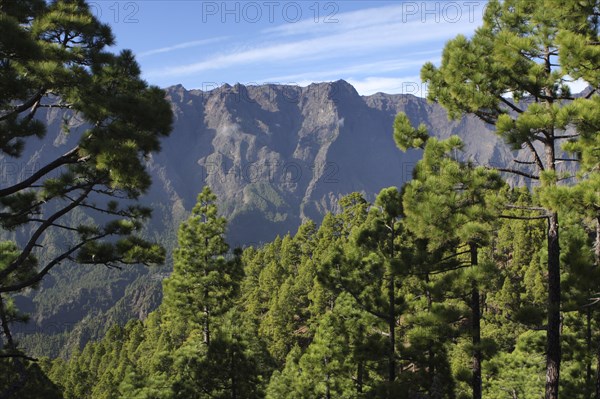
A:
357;360;364;394
596;340;600;399
0;295;27;399
587;308;593;399
388;223;397;385
471;244;482;399
595;216;600;399
388;276;396;384
203;300;210;346
546;212;561;399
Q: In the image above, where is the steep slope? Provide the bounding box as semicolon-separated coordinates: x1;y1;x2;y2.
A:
5;80;514;357
146;80;507;247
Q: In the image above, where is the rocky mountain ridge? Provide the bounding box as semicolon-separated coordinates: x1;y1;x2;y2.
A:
145;79;509;246
6;79;518;357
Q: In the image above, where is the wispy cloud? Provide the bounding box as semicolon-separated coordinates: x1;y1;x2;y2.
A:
138;36;229;58
262;57;436;83
264;75;425;96
145;17;477;79
262;3;485;37
347;76;425;96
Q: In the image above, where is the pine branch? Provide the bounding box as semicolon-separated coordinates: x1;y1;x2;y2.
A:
428;262;472;275
505;205;548;212
556;158;579;162
490;167;540;180
336;279;389;320
498;96;524;114
0;185;94;283
26;219;81;232
500;214;549;220
0;295;28;399
585;89;596;99
79;202;136;217
523;140;545;171
37;103;73;109
0;146;81;198
0;181;92;229
0;89;45;121
0;353;38;362
0;231;109;293
514;159;537;165
554;134;580;139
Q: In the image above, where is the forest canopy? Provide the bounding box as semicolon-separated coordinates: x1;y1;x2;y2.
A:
1;0;600;399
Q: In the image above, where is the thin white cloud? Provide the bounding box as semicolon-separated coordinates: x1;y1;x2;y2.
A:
262;2;485;37
138;36;229;58
145;17;477;79
240;75;425;96
262;58;434;83
347;76;425;96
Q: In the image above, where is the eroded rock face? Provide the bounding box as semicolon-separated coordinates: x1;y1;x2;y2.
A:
8;80;517;356
144;80;508;246
3;80;509;246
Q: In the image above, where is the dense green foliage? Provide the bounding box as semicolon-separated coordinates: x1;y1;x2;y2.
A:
1;0;599;398
0;0;172;395
395;0;600;397
40;180;599;399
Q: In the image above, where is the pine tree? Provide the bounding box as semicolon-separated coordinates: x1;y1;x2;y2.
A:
266;293;378;399
319;189;408;397
408;1;600;396
0;2;172;390
0;0;172;292
395;129;504;399
162;186;242;346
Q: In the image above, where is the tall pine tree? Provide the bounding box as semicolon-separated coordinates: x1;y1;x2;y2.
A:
162;186;242;346
409;1;599;396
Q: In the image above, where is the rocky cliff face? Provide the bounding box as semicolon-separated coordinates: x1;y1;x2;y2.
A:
7;80;519;356
143;80;509;246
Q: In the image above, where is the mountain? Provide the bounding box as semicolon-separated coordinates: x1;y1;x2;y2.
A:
146;80;511;247
6;80;517;357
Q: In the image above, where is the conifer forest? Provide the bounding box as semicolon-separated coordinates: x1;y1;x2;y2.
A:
1;1;600;398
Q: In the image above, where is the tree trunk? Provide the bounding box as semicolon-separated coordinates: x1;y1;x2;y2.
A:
0;295;15;350
425;272;435;392
203;301;210;346
231;347;237;399
357;360;364;394
595;216;600;269
388;275;396;384
357;322;364;394
0;295;27;399
595;216;600;399
588;308;593;399
470;244;482;399
542;125;560;399
596;338;600;399
388;222;396;384
203;237;210;346
546;212;561;399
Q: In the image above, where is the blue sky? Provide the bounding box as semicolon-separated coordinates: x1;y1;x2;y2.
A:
94;1;488;95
